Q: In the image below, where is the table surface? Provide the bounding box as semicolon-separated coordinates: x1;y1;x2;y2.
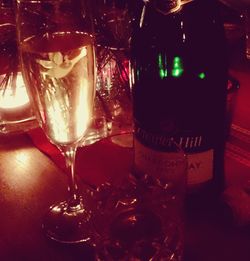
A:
2;15;250;261
1;134;250;261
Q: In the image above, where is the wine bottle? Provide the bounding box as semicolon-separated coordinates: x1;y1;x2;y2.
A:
130;0;228;203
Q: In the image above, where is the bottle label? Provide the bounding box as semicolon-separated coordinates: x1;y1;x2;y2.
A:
134;121;214;186
134;138;186;183
134;137;213;186
153;0;181;15
187;150;213;185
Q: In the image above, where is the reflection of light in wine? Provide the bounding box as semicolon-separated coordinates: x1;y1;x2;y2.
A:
0;73;30;109
47;95;68;143
76;78;91;139
47;77;91;144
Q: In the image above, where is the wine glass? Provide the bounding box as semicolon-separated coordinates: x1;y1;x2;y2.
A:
92;0;134;148
15;0;96;243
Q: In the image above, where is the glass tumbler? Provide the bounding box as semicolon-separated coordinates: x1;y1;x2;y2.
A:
92;0;134;147
94;140;188;260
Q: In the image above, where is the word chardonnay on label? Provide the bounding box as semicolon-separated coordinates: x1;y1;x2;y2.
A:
131;0;228;199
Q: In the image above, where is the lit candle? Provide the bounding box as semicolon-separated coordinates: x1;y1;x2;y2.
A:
0;72;33;124
0;72;29;109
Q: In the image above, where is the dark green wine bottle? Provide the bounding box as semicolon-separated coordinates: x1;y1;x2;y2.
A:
131;0;228;204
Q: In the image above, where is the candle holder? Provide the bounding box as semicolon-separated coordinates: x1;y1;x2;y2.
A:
0;1;37;135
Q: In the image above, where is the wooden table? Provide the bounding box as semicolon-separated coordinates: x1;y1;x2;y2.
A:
1;17;250;261
1;129;250;261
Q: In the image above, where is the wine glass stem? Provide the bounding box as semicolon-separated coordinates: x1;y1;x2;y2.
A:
61;145;81;209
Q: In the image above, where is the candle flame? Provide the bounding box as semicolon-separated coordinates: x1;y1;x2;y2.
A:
0;73;30;109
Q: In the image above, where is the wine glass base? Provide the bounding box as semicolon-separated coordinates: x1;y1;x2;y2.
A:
42;199;94;244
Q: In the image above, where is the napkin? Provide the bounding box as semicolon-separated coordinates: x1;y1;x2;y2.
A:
28;128;133;188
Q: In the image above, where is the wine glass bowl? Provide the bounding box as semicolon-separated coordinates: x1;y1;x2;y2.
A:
16;0;97;243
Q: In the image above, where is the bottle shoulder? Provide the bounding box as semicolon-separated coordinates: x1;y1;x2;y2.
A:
132;1;225;37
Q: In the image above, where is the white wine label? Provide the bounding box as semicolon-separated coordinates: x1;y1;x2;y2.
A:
134;139;186;183
187;150;213;185
135;138;213;186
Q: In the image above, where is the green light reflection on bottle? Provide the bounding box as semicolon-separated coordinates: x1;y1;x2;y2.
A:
136;68;140;80
159;69;165;79
198;72;206;79
158;53;167;79
172;56;184;77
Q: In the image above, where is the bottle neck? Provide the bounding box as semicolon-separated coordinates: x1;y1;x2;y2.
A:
148;0;182;15
147;0;218;10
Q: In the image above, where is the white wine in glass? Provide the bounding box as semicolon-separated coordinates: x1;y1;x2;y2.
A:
16;0;96;243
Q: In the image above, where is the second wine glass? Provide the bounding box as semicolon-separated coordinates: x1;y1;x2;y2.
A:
16;0;97;243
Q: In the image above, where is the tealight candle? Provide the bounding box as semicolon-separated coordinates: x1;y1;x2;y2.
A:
0;72;36;134
0;3;37;134
0;73;29;109
0;72;30;115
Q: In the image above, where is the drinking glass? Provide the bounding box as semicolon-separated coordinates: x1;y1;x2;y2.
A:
92;0;134;147
94;140;187;260
15;0;96;243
